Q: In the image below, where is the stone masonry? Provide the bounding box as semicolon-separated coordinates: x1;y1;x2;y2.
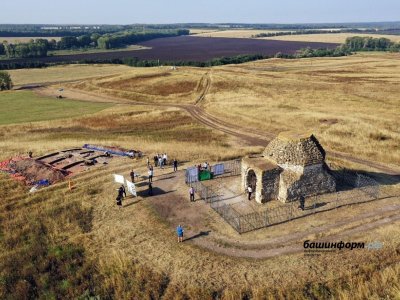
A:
242;132;336;203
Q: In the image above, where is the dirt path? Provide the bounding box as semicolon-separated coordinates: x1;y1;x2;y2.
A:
35;84;400;176
145;169;400;258
31;83;400;258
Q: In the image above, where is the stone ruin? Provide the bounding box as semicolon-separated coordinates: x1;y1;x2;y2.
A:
241;132;336;203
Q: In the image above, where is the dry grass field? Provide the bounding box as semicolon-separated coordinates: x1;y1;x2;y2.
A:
66;53;400;165
261;32;400;43
192;29;282;38
1;53;399;299
8;64;135;86
191;29;400;43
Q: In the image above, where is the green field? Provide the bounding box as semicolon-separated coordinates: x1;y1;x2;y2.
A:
0;91;112;125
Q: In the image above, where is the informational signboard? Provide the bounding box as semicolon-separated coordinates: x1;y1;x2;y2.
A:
113;174;125;184
126;180;137;197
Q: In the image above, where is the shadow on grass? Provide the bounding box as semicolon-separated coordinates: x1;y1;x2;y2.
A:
185;230;211;242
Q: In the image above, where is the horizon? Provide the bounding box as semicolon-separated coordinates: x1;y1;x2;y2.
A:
2;0;400;24
1;21;400;26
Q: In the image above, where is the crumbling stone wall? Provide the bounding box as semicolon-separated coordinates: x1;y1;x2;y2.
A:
263;134;324;166
262;168;281;201
278;164;336;202
242;132;336;204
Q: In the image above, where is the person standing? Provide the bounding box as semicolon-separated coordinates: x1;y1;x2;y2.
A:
148;167;153;183
119;185;126;198
299;195;305;211
116;185;125;208
130;170;135;183
247;185;253;200
189;186;195;202
176;224;184;242
173;159;178;172
146;157;150;167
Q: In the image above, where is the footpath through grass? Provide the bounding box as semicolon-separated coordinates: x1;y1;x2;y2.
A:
0;91;112;125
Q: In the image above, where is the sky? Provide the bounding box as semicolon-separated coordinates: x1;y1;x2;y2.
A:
1;0;400;24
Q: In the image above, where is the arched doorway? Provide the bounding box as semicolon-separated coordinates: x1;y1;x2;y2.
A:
246;169;257;200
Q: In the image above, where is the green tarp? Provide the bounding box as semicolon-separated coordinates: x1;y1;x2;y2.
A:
199;170;213;181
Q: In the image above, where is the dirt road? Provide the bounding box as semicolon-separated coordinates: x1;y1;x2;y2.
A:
35;84;400;175
31;82;400;258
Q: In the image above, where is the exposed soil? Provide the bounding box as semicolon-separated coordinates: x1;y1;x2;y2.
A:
9;158;66;184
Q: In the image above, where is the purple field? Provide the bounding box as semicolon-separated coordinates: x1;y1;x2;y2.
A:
1;36;339;65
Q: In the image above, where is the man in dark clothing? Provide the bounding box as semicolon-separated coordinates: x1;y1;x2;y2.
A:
116;185;125;208
173;159;178;172
299;195;305;211
119;185;126;198
148;182;153;196
130;170;135;182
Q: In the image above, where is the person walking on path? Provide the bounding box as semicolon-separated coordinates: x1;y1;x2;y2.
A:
247;185;253;200
189;186;195;202
148;167;153;183
173;159;178;172
148;182;153;196
130;170;135;183
299;195;305;211
176;224;184;242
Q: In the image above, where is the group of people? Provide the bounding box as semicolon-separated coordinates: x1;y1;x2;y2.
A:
153;153;168;169
151;153;179;172
197;162;210;172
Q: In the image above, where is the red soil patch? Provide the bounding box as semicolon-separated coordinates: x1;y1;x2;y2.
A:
2;158;67;185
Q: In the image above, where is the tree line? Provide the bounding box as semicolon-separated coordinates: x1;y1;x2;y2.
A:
1;29;190;58
253;29;347;38
97;29;189;49
343;36;400;51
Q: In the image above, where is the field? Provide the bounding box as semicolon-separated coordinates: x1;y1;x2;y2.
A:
57;52;400;165
47;45;150;56
191;29;400;43
8;64;134;87
0;90;111;125
261;32;400;43
192;29;282;38
1;36;338;65
1;53;399;299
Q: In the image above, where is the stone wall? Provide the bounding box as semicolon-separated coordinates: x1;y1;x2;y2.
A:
263;133;324;166
241;158;281;203
278;163;336;202
262;168;281;201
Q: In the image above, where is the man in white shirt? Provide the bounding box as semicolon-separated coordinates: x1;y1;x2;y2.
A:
247;186;253;200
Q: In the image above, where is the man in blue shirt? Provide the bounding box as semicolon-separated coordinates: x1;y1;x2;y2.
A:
176;224;184;243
